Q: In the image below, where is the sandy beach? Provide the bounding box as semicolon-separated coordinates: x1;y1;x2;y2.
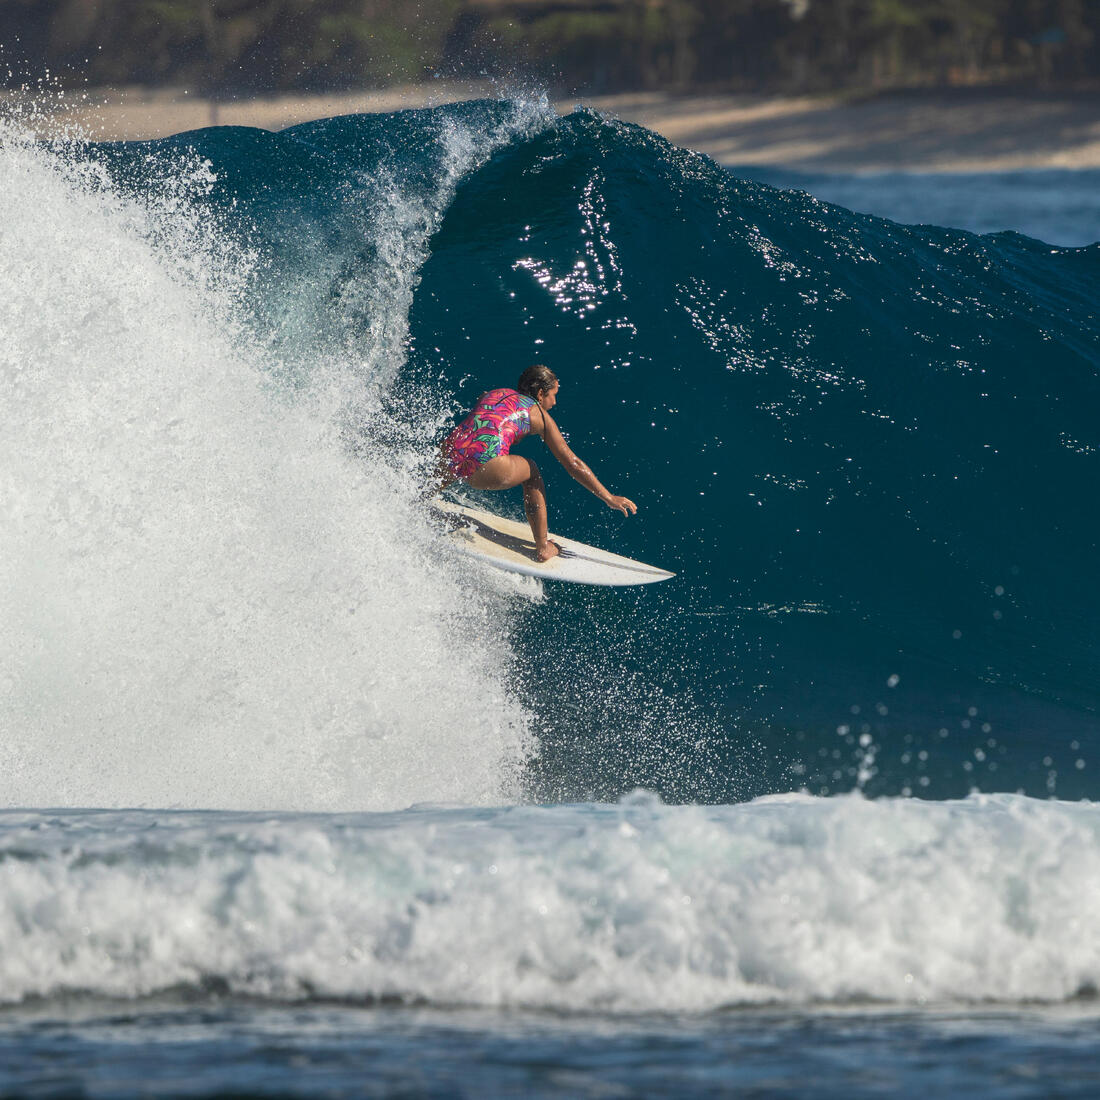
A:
11;81;1100;173
586;88;1100;172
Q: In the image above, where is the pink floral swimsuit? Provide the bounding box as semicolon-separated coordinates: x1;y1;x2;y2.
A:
444;388;538;480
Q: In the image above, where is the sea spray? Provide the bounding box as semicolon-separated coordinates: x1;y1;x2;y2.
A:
0;107;551;811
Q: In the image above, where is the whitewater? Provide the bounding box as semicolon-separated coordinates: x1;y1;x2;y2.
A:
4;793;1100;1010
0;105;544;811
3;95;1100;1095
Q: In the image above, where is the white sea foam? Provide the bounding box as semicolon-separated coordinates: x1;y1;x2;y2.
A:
0;106;549;811
1;793;1097;1010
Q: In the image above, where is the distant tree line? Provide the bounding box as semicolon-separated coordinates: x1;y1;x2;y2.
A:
3;0;1098;96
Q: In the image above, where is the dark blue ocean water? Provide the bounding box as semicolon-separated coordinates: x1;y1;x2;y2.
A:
4;99;1100;1095
402;105;1100;805
6;1001;1100;1098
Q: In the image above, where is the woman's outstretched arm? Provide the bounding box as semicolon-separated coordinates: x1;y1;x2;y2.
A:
537;410;637;516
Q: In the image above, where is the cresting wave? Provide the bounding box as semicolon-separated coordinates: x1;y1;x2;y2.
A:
0;103;555;811
2;96;1100;809
3;793;1099;1010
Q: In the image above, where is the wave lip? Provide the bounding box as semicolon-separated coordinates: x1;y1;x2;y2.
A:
2;793;1098;1012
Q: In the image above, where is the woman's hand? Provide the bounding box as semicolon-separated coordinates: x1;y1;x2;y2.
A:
605;494;637;516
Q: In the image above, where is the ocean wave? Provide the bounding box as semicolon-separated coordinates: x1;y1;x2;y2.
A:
2;794;1097;1011
4;97;1100;808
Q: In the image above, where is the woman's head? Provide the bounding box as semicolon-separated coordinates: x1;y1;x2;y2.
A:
517;364;559;401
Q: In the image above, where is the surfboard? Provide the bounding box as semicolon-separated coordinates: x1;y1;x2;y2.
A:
432;498;675;587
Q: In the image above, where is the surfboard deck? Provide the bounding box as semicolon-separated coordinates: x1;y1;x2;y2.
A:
432;498;675;587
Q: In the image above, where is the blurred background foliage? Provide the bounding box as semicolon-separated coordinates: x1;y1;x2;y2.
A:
3;0;1098;95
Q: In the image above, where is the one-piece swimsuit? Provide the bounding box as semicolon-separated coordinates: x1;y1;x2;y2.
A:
443;388;538;480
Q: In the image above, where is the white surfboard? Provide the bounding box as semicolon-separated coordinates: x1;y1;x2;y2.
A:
432;498;675;587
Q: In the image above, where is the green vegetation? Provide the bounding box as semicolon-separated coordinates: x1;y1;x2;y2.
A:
4;0;1098;95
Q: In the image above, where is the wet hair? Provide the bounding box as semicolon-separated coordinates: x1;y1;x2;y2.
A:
516;364;558;399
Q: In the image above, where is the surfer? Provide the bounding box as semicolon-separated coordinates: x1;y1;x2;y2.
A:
437;365;637;562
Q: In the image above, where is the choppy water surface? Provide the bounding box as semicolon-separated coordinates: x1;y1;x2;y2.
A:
6;1001;1100;1097
2;97;1099;1094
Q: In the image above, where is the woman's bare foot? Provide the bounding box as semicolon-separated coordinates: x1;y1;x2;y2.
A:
535;540;561;562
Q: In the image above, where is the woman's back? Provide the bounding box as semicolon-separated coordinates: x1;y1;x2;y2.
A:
446;388;537;470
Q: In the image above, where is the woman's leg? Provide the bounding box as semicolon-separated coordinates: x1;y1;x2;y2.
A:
466;455;560;561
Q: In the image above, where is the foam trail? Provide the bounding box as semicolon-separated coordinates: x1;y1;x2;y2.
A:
2;793;1098;1009
0;113;538;811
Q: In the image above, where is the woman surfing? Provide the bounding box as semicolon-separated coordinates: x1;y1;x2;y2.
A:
436;365;636;562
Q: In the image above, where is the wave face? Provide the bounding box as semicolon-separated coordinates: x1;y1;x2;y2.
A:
3;100;1100;807
3;795;1099;1010
407;107;1100;802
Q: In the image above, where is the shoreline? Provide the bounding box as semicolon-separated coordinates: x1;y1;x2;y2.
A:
10;83;1100;173
585;88;1100;173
